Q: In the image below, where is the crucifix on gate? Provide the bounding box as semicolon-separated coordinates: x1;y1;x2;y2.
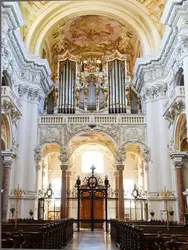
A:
75;165;110;232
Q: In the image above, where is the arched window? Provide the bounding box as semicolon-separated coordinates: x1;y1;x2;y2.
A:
124;179;134;198
82;150;104;173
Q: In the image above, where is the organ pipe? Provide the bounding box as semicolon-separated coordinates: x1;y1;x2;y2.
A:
108;59;126;114
58;60;76;114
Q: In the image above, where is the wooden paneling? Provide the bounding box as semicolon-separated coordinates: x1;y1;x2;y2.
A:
80;199;104;228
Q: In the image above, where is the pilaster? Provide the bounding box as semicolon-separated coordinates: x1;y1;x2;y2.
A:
59;147;69;219
1;152;14;221
115;147;126;220
170;152;187;223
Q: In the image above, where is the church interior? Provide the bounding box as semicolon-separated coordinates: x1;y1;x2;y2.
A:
1;0;188;249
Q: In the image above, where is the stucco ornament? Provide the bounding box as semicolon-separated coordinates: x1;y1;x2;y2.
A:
167;139;175;156
115;146;126;164
143;148;150;163
34;145;42;163
40;127;61;143
58;147;69;164
123;126;144;141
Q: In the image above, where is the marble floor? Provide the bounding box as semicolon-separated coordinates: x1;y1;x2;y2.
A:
63;230;118;250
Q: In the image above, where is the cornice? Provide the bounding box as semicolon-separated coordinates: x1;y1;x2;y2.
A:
161;0;187;26
1;2;52;94
2;2;24;29
133;26;178;91
141;83;168;102
134;1;188;92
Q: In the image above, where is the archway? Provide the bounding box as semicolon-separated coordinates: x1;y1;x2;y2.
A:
174;114;188;197
38;143;61;220
1;114;11;150
69;141;115;230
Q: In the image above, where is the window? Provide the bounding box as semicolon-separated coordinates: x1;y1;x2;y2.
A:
51;178;61;197
82;150;104;173
124;179;134;198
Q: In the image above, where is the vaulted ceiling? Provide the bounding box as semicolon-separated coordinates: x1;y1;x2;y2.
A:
19;0;166;81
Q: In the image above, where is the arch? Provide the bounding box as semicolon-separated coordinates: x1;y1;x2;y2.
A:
40;142;62;158
25;1;160;57
174;114;187;151
1;113;11;150
67;128;118;150
70;141;116;172
122;140;149;155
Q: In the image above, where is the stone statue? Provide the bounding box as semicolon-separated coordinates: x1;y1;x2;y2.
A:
103;88;108;107
53;88;58;107
126;86;131;106
75;88;80;107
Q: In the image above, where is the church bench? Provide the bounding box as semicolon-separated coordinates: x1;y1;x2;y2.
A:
2;219;74;249
110;220;188;250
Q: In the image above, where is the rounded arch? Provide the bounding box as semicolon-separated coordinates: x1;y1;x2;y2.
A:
40;142;62;158
25;1;160;56
70;141;116;173
1;113;11;150
174;113;187;151
67;128;118;150
122;140;150;155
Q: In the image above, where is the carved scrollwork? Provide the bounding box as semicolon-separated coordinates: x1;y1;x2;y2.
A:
165;100;185;126
40;127;61;143
34;145;42;164
123;126;144;142
59;147;69;164
143;148;150;163
115;146;126;164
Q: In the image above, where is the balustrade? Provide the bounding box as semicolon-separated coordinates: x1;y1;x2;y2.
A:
39;114;145;125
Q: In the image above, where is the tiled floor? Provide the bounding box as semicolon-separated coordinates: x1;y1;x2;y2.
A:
63;230;118;250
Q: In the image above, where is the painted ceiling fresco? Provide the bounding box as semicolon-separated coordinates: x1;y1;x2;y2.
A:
51;15;137;56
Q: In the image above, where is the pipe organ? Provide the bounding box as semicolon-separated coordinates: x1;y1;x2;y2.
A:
58;60;76;114
108;59;126;113
44;51;141;115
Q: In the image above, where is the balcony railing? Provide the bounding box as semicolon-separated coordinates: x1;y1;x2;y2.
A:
38;114;145;125
1;86;22;113
164;86;185;111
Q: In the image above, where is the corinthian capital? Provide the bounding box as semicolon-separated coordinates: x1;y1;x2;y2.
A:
18;85;29;98
176;36;188;60
115;146;126;165
141;86;155;101
28;87;40;101
59;147;69;164
155;83;167;97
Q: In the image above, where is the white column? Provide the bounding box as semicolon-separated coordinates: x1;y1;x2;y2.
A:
156;85;172;190
178;35;188;138
26;97;38;192
144;89;159;195
182;55;188;138
14;91;29;189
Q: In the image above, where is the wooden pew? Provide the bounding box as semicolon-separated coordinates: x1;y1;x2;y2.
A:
2;219;74;249
110;219;188;250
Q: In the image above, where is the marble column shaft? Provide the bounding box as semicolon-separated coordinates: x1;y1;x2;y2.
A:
2;159;12;221
66;171;71;218
145;99;159;193
156;96;171;189
176;165;185;223
117;165;124;220
61;165;68;219
183;55;188;138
